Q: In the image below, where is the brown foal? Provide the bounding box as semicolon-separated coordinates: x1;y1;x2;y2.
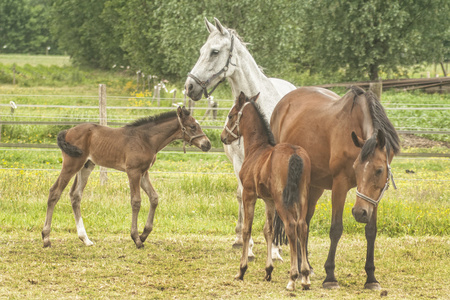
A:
42;106;211;248
221;92;311;291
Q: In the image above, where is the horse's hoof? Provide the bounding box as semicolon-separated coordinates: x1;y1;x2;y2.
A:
302;283;311;290
248;254;255;262
365;282;381;290
264;274;272;282
135;243;144;249
323;281;340;289
43;241;51;248
286;281;295;291
232;242;243;249
234;274;244;281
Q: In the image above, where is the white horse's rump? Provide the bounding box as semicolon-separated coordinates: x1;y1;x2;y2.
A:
185;18;296;260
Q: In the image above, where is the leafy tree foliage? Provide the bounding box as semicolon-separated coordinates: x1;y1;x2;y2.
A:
3;0;449;81
297;0;450;80
0;0;57;54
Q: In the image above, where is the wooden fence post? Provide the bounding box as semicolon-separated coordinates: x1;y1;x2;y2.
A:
99;84;108;185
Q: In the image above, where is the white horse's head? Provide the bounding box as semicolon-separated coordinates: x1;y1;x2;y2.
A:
185;18;237;101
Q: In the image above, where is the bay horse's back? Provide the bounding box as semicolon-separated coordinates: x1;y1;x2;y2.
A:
271;87;339;142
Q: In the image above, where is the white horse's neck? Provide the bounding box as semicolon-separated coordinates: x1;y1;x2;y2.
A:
226;40;278;119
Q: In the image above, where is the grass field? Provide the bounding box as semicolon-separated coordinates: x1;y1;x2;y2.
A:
0;55;449;299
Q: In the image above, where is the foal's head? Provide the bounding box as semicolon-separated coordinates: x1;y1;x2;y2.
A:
177;106;211;152
351;130;393;223
220;91;259;145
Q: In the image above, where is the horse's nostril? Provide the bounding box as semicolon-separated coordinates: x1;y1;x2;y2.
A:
361;209;367;218
188;84;193;92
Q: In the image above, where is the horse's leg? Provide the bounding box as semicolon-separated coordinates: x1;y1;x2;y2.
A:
127;170;144;248
139;171;158;243
364;209;381;290
68;160;95;246
304;186;324;274
323;179;349;289
42;160;83;247
281;211;299;291
298;187;311;289
263;201;275;281
235;191;257;281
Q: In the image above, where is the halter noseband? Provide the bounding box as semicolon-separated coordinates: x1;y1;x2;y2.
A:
176;112;206;153
187;35;236;99
355;150;397;207
224;102;251;141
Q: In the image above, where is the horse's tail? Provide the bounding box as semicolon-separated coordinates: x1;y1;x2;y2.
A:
283;153;303;207
273;153;304;246
57;130;83;157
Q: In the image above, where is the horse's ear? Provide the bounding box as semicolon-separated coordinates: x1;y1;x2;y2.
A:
204;17;215;33
214;18;227;35
237;91;246;107
249;92;260;102
177;106;185;119
376;130;386;149
351;132;365;148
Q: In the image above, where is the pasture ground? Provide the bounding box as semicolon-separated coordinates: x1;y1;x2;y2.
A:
1;232;449;299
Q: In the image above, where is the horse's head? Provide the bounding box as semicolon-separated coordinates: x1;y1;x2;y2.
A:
351;130;394;223
177;106;211;152
185;18;237;101
220;91;259;145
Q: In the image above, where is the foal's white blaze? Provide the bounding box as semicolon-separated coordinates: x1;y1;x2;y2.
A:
76;217;93;246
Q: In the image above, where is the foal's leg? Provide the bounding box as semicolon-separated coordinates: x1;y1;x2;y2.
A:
42;160;84;247
281;212;300;291
139;171;158;243
298;188;311;289
235;191;257;281
69;160;95;246
263;201;276;281
127;170;144;248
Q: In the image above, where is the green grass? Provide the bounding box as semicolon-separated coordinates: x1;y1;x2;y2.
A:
0;54;71;67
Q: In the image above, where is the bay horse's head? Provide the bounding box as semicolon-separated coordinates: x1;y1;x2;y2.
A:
351;130;395;223
177;106;211;152
185;18;237;101
220;91;259;145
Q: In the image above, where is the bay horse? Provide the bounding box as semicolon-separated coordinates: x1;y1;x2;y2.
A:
221;92;311;291
270;86;400;289
42;106;211;248
185;17;296;260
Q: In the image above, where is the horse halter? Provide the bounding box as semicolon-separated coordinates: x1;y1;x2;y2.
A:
187;35;236;99
355;150;397;207
176;113;206;153
224;102;251;141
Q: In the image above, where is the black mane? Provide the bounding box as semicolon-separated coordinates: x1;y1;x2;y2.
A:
350;86;401;161
125;108;190;128
250;100;277;146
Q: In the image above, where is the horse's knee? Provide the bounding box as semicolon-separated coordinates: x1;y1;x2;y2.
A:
150;195;158;207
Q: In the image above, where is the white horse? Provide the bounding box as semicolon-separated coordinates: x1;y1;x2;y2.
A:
185;18;296;260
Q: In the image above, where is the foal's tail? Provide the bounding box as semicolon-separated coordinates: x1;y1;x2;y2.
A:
273;153;303;246
283;153;304;207
57;130;83;157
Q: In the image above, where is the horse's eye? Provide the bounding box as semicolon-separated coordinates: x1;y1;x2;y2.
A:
375;168;383;176
190;124;196;130
228;114;233;120
211;50;219;56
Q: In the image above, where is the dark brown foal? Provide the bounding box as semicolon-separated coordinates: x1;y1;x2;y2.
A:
221;92;311;291
42;106;211;248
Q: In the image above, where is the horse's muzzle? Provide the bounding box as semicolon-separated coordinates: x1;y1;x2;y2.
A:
184;78;203;101
201;140;212;152
352;206;370;224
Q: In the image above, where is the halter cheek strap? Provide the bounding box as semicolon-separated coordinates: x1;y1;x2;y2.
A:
176;113;206;153
187;35;236;99
356;150;397;207
224;102;251;141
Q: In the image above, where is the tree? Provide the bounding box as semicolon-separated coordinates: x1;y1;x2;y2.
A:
296;0;450;80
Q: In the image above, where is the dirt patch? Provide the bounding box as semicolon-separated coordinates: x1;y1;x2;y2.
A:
400;134;450;149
